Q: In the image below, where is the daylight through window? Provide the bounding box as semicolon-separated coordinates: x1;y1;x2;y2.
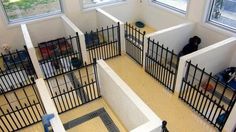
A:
152;0;189;14
83;0;125;9
208;0;236;31
1;0;62;23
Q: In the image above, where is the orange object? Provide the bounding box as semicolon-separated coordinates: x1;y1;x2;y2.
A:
201;82;214;91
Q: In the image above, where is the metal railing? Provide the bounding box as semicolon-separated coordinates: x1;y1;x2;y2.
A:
0;47;37;94
38;34;83;79
179;61;236;131
125;23;146;66
85;23;121;63
0;83;45;131
145;38;179;92
46;59;101;114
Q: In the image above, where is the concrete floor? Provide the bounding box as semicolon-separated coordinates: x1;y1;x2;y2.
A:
106;54;219;132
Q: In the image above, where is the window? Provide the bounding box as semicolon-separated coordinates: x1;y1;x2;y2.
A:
208;0;236;32
152;0;189;14
1;0;62;23
82;0;125;9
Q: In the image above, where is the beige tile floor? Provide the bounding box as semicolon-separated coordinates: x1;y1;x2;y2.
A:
67;117;108;132
59;98;127;132
106;54;219;132
130;23;156;34
20;98;127;132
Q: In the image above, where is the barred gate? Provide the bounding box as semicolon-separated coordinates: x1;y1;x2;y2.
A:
179;61;236;131
145;38;179;92
45;59;101;114
85;23;121;63
0;83;45;131
125;23;146;66
38;34;83;79
0;47;37;93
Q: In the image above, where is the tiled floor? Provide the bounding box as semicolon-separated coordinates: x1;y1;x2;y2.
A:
0;85;45;132
59;98;127;132
20;98;127;132
130;23;156;34
106;54;219;132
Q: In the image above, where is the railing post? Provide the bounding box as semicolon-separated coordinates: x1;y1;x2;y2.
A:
119;22;126;54
175;57;189;93
143;35;149;69
162;120;169;132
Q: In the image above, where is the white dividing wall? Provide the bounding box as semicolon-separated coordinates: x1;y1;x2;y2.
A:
146;22;231;56
193;24;230;48
26;17;66;46
63;0;98;32
97;60;162;131
21;24;44;78
61;15;88;63
140;1;187;30
0;18;25;52
96;8;121;28
230;51;236;67
36;79;66;132
224;102;236;132
147;22;195;53
96;8;126;53
101;0;140;23
185;38;236;74
175;37;236;93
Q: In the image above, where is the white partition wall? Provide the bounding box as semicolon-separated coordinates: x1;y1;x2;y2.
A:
147;22;231;55
97;60;162;131
175;37;236;93
101;0;140;23
175;37;236;132
96;8;125;53
0;25;25;52
26;17;66;46
24;16;88;62
36;79;66;132
62;15;88;63
21;24;44;78
140;1;187;31
146;22;195;54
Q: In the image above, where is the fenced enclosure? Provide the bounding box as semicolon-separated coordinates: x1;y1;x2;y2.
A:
0;83;45;131
125;23;146;66
85;23;121;63
145;38;179;92
45;59;101;114
38;34;83;79
0;47;37;94
179;61;236;131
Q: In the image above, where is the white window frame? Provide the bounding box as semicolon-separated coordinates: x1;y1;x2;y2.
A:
0;0;64;25
206;0;236;33
150;0;190;15
81;0;126;10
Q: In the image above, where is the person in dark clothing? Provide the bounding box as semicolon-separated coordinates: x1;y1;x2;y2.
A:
178;36;201;57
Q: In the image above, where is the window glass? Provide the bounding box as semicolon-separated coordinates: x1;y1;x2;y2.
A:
152;0;189;13
208;0;236;31
83;0;125;9
1;0;62;23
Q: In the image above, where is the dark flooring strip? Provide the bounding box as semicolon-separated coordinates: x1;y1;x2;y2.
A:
63;108;119;132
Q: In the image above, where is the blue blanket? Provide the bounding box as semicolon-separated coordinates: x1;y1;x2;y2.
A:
214;67;236;91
